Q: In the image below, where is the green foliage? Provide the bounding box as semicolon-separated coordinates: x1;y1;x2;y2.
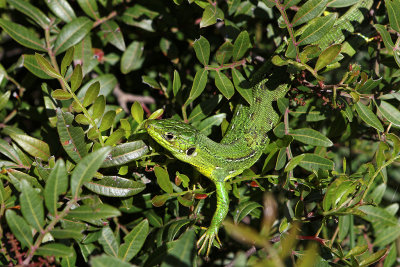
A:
0;0;399;266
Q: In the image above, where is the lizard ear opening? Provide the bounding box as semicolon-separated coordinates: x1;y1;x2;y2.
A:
165;133;175;141
186;147;196;156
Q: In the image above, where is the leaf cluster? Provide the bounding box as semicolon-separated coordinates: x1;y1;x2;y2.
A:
0;0;399;266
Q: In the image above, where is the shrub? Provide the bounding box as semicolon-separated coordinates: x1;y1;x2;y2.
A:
0;0;399;266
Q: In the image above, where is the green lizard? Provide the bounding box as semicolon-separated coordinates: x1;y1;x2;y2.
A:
144;0;373;256
145;75;289;255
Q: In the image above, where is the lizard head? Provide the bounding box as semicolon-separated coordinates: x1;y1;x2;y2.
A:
145;119;199;162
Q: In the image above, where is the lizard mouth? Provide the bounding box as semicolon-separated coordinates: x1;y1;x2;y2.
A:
145;120;179;152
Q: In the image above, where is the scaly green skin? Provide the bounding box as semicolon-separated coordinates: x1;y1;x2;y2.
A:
145;78;289;255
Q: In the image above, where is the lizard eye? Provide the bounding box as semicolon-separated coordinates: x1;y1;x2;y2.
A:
186;147;196;156
165;133;175;141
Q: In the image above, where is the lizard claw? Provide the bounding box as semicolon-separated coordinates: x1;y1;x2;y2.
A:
197;227;221;257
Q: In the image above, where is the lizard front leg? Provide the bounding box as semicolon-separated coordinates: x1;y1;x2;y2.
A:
197;180;229;257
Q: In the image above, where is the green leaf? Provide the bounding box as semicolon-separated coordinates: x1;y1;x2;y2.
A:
61;47;74;77
142;75;160;89
119;219;149;261
152;194;169;207
298;153;334;171
74;35;98;75
20;179;44;232
358;205;398;226
298;13;337;45
167;219;191;241
71;64;83;92
375;24;394;50
35;244;74;257
314;44;341;71
386;0;400;32
67;203;121;220
84;176;146;197
200;4;224;28
91;255;133;267
83;81;100;107
56;109;88;163
105;128;126;146
8;169;42;190
232;68;252;104
92;95;106;119
99;110;116;131
101;141;149;167
355;102;384;132
35;53;62;79
46;0;76;23
232;31;251;61
184;69;208;106
233;201;262;223
215;71;235;99
100;20;126;51
99;227;119;257
188;94;222;122
291;128;333;147
0;139;22;165
44;159;68;216
275;147;287;170
54;17;93;55
358;77;382;93
5;210;33;248
216;41;234;64
0;19;46;51
148;109;164;120
285;154;306;172
193;36;210;65
121;41;145;74
131;101;144;123
173;70;181;96
77;0;99;20
154;166;173;194
292;0;328;26
387;133;400;155
7;0;50;29
328;0;359;7
50;228;83;240
161;230;195;267
75;114;90;125
9;133;50;161
359;249;388;267
299;45;321;63
377;100;400;127
23;54;53;79
374;226;400;246
70;146;111;198
197;113;226;135
52;89;72;100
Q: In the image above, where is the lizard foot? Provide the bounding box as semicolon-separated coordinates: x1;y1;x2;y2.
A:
197;227;221;257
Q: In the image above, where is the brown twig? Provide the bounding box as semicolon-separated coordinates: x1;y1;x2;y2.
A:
113;84;156;113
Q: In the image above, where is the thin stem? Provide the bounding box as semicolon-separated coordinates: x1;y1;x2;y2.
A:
361;155;400;200
43;24;105;145
274;0;300;62
44;27;66;91
284;107;294;179
182;105;188;123
59;77;105;146
204;59;246;71
22;200;76;265
349;215;355;249
92;11;117;28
